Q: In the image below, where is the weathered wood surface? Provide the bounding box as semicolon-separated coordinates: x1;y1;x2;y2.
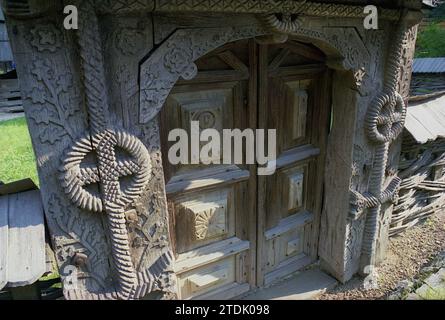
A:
0;190;46;290
0;79;22;113
0;194;8;290
3;0;422;299
391;134;445;236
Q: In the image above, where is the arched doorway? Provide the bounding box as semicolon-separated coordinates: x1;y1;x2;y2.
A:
159;38;331;299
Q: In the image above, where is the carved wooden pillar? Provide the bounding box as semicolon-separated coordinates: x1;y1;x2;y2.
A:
4;1;176;299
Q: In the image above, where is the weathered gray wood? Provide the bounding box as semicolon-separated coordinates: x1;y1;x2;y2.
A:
3;0;422;299
6;190;46;288
0;195;8;290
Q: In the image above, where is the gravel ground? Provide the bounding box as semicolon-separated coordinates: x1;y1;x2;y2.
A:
318;211;445;300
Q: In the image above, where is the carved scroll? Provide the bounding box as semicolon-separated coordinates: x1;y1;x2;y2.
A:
139;21;374;124
139;25;267;123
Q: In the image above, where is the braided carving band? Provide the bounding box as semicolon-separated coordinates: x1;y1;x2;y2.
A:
365;92;406;144
60;129;151;213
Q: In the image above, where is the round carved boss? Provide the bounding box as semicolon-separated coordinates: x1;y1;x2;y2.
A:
60;129;152;213
366;92;406;144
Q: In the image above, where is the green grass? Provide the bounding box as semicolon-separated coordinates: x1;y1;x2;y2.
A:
415;22;445;58
0;117;39;185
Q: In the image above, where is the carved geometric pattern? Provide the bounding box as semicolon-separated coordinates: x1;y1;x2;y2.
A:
181;195;227;240
287;170;304;211
60;129;152;213
182;99;223;132
139;25;375;124
194;204;227;240
139;26;265;123
152;1;399;20
180;192;228;241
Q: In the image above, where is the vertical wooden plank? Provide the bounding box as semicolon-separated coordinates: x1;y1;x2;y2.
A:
0;195;8;290
246;38;258;287
309;70;332;261
7;190;46;287
256;43;268;287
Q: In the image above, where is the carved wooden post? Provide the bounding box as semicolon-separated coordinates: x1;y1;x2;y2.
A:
3;0;176;300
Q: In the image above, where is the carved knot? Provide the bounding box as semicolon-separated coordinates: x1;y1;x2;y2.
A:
60;129;152;213
365;91;406;144
261;13;303;34
349;176;401;220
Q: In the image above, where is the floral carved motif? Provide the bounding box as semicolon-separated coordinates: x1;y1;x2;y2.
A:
25;58;80;144
115;28;145;56
139;25;266;123
30;24;63;52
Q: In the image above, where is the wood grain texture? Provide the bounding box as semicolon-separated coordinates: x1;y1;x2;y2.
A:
0;195;8;290
3;190;45;288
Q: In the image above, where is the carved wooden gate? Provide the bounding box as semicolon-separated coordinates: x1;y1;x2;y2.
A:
159;39;330;299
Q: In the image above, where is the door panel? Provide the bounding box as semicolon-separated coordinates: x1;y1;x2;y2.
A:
160;39;329;298
160;40;255;300
257;42;328;286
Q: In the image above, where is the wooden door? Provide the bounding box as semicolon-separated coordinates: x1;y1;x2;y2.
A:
160;39;330;299
160;39;257;300
256;42;330;286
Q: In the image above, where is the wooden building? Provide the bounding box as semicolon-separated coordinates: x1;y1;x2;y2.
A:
410;58;445;95
1;0;424;300
391;93;445;236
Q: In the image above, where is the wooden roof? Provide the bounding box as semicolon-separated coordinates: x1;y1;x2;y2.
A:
413;58;445;73
0;179;47;290
405;93;445;143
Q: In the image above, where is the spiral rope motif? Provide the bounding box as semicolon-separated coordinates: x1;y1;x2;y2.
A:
60;0;157;299
361;17;409;271
261;13;303;33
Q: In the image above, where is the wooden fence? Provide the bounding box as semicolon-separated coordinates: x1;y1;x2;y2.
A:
390;134;445;236
0;78;22;113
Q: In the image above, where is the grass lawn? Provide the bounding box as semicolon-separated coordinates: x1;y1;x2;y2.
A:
0;117;39;185
415;22;445;58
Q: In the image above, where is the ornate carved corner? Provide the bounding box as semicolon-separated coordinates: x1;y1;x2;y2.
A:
139;25;266;124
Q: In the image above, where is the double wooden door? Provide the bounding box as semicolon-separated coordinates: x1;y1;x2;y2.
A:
160;39;330;299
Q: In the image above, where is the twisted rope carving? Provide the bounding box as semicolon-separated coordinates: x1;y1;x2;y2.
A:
360;17;409;272
58;0;172;300
261;13;303;34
